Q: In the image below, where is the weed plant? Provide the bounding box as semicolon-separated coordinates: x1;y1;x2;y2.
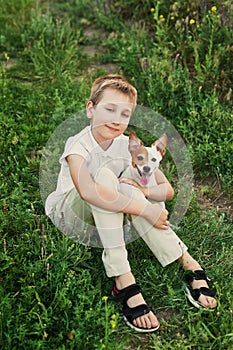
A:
0;0;233;349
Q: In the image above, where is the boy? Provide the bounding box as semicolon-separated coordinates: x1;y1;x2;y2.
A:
45;74;216;333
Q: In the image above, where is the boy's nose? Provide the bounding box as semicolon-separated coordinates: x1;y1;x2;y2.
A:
143;166;151;173
112;119;120;125
111;113;121;124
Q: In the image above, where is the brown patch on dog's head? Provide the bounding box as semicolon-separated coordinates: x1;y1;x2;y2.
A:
128;132;143;151
152;134;167;156
128;132;147;168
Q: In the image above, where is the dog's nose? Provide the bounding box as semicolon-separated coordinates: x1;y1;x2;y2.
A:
143;166;151;173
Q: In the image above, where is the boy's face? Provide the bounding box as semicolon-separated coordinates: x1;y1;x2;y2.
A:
86;88;134;144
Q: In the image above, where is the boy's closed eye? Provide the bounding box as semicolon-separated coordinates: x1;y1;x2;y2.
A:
122;112;130;118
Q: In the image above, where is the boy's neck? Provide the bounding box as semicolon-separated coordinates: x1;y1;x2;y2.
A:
99;139;113;151
90;128;113;150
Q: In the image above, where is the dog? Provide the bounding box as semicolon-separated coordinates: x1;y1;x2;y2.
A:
121;131;167;188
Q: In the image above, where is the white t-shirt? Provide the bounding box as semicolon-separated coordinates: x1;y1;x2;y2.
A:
45;126;131;215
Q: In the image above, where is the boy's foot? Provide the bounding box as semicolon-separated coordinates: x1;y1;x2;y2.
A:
113;272;159;332
183;269;217;310
179;252;217;309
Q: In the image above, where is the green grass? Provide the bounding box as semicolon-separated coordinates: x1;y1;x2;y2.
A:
0;0;233;349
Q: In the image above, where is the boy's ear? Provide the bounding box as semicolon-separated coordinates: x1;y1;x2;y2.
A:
86;100;94;119
128;131;144;153
152;134;167;156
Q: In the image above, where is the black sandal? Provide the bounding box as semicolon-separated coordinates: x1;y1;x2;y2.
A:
183;269;216;310
112;282;160;333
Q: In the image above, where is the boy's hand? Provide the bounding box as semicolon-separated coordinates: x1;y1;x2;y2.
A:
143;203;169;230
119;177;148;197
119;177;140;188
155;207;170;230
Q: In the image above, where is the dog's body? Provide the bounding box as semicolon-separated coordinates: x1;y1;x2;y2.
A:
122;131;167;188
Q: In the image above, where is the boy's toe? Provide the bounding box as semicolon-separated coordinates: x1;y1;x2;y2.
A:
135;317;143;328
134;313;158;329
208;297;217;308
145;315;153;328
198;295;217;309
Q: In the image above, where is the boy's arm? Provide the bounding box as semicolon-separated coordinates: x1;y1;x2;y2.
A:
119;168;174;201
67;154;169;230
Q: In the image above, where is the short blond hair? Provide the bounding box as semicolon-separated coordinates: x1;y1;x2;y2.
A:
89;74;137;106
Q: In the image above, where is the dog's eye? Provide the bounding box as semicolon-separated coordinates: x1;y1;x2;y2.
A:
151;158;157;162
137;155;144;161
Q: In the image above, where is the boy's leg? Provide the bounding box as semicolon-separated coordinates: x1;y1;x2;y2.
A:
93;168;159;330
91;167;130;277
119;183;188;267
122;185;216;309
52;167;130;276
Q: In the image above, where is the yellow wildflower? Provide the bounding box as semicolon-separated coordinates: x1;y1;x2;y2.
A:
150;8;155;13
4;52;10;61
211;6;217;13
102;296;108;301
189;19;195;25
110;320;117;329
159;14;165;22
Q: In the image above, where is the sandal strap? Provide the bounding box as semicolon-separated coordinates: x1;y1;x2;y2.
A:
112;283;142;303
183;269;211;284
188;286;216;301
123;303;151;322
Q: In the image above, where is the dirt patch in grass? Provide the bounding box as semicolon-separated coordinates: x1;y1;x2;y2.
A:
81;25;119;74
194;175;233;218
157;307;180;323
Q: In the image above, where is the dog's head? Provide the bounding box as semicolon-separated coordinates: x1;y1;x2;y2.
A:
128;131;167;185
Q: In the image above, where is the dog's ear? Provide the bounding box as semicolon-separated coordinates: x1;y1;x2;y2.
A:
128;131;144;153
152;134;167;156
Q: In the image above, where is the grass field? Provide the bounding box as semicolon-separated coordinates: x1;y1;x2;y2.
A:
0;1;233;349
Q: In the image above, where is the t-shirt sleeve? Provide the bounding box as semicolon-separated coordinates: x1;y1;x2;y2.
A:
59;135;89;164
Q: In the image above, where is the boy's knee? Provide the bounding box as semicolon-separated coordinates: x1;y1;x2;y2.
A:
131;186;146;200
95;167;118;187
119;182;146;201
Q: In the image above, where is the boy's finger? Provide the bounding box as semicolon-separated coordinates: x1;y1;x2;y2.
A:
155;220;170;230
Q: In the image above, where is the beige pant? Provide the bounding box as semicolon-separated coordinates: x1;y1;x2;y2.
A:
51;168;187;277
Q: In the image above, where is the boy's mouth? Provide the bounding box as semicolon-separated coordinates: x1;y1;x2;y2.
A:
105;125;119;132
